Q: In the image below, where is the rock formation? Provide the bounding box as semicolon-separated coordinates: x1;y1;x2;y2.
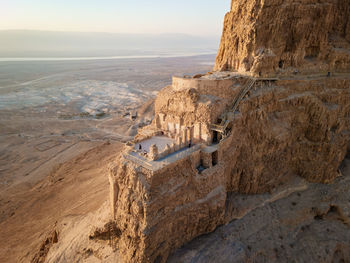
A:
215;0;350;76
168;164;350;262
108;1;350;262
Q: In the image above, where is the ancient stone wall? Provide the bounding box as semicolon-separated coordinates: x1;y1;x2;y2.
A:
109;76;350;262
109;149;227;263
153;78;242;143
107;0;350;261
172;76;238;99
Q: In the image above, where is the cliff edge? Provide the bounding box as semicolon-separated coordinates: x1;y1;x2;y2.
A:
215;0;350;76
106;1;350;262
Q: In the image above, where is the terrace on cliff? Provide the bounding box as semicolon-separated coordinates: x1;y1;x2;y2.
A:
108;0;350;262
109;66;349;263
122;71;278;173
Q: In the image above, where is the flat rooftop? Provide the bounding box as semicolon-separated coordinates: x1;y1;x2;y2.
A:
173;71;253;81
127;140;201;171
199;71;249;80
134;136;175;153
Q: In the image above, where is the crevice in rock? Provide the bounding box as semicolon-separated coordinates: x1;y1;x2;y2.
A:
278;60;284;69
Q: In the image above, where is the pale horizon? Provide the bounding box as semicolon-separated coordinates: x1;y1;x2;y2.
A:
1;0;229;37
0;29;221;38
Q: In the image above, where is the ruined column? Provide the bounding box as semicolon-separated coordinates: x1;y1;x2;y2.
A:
179;117;184;127
187;127;193;144
201;124;212;145
182;129;188;146
176;136;182;150
170;143;176;153
159;113;166;130
175;116;181;135
194;122;202;141
155;114;161;129
165;144;171;155
149;144;159;161
168;122;175;133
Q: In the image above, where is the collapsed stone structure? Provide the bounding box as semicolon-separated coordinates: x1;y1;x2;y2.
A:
108;0;350;262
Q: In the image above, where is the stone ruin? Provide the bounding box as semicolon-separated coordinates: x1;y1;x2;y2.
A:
107;0;350;262
108;73;277;262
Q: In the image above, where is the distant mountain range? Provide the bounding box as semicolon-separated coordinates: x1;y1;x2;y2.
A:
0;30;220;58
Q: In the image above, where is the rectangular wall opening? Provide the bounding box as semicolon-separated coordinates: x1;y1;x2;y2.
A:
197;159;206;174
213;131;219;144
212;151;218;166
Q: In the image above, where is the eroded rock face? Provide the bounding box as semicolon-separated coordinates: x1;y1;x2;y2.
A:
110;76;350;262
107;1;350;262
214;0;350;75
109;153;227;263
225;77;350;194
168;160;350;263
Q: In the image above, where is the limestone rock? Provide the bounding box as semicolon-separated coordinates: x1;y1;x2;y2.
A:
109;76;350;262
215;0;350;76
107;1;350;262
148;144;159;161
169;164;350;262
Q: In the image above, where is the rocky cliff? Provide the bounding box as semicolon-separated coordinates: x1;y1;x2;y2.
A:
109;75;350;263
221;76;350;194
107;1;350;262
169;159;350;263
215;0;350;76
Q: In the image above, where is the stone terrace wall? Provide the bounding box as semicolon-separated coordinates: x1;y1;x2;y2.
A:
109;76;350;263
109;149;227;263
172;76;238;99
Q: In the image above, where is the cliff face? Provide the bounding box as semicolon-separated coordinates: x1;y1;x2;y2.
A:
109;153;227;263
107;1;350;262
225;77;350;193
109;76;350;263
215;0;350;76
169;161;350;263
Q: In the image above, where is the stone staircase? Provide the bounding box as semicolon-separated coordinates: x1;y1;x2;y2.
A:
230;78;256;114
211;77;256;134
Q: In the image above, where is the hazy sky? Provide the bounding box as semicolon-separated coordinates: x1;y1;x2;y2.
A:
1;0;229;36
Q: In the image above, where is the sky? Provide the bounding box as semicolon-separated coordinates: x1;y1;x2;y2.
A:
1;0;229;36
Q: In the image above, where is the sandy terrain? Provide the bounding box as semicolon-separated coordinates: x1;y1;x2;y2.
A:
3;55;348;263
0;55;214;262
0;141;122;262
14;152;350;263
0;55;214;187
